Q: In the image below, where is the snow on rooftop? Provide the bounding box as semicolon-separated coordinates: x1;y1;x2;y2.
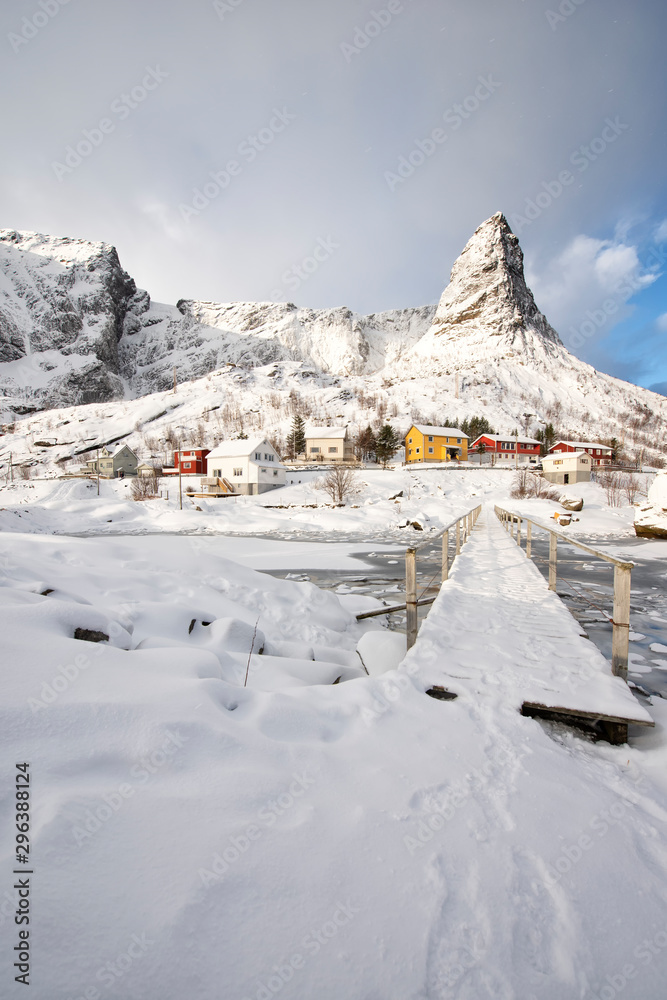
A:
552;440;612;451
206;438;274;459
471;434;541;445
412;424;469;438
304;426;347;439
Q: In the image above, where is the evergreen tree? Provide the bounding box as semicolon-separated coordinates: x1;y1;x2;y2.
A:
375;424;401;468
355;425;377;463
287;414;306;459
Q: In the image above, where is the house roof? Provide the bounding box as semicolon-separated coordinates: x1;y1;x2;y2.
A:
304;426;347;439
542;451;589;463
206;438;274;459
412;425;469;439
551;440;612;451
112;444;138;459
470;434;541;446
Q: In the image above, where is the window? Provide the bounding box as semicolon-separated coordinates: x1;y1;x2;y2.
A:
408;449;412;455
428;436;433;442
183;462;191;469
273;470;278;477
408;437;412;443
328;447;338;453
233;468;243;476
428;447;434;453
416;447;420;453
213;469;221;477
311;447;320;453
457;438;461;444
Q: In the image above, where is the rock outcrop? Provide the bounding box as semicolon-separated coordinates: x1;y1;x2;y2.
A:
635;471;667;538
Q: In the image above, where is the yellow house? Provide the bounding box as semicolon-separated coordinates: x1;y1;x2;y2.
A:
404;424;468;464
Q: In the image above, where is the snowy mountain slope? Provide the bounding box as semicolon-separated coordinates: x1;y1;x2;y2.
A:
1;216;666;469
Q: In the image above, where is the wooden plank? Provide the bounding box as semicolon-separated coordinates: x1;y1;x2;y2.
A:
356;597;435;620
521;701;654;727
406;548;418;649
612;564;631;680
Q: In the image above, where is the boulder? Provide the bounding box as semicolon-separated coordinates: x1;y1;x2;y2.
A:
560;495;584;511
634;471;667;538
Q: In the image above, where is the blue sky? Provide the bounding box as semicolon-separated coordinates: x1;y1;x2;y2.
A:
1;0;665;392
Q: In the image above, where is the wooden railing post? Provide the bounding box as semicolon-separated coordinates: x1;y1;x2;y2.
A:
516;517;521;547
456;520;461;555
548;532;557;591
406;548;418;649
441;529;449;582
526;521;532;559
612;564;631;680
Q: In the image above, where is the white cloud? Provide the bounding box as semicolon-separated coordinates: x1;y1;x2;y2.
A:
655;219;667;244
525;234;658;346
656;312;667;332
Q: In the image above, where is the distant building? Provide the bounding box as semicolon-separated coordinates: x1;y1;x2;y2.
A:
303;427;355;463
469;434;541;464
162;448;210;476
404;425;468;464
541;451;591;485
548;440;612;467
204;438;286;495
85;444;138;478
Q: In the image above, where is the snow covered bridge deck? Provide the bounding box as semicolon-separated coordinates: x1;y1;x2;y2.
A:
403;505;654;743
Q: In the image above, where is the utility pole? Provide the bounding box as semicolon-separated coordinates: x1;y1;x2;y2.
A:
178;441;183;510
96;447;100;495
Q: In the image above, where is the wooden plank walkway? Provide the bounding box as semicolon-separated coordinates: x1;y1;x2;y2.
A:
401;505;653;743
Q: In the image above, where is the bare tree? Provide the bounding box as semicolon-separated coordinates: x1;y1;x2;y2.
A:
511;469;559;501
622;472;641;504
315;467;359;504
131;469;159;501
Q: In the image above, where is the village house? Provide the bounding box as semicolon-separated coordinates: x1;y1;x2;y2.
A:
162;448;210;476
84;444;138;478
541;451;592;485
303;426;355;463
203;438;286;495
469;434;541;464
404;425;468;464
548;440;613;467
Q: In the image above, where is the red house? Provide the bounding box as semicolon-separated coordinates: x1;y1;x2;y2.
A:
163;448;210;475
548;440;612;467
469;434;541;464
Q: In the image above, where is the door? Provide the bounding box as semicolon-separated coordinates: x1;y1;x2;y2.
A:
564;473;569;484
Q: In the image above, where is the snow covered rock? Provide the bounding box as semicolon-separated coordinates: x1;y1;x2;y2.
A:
560;495;584;511
635;471;667;537
356;629;406;675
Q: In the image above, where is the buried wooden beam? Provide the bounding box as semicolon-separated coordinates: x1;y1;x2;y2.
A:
355;597;436;620
521;701;653;745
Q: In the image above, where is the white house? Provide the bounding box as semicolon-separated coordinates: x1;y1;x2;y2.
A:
303;426;355;463
204;438;286;495
84;444;138;478
541;451;591;485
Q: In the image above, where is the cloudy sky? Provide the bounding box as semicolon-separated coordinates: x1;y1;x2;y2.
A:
1;0;665;392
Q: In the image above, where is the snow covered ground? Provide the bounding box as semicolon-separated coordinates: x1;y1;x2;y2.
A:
1;467;667;998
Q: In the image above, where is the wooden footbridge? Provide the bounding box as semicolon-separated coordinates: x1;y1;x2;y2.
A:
358;503;654;745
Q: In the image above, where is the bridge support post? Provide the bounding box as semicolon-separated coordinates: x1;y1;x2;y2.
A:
516;517;521;547
612;564;631;680
526;521;532;558
406;548;418;650
456;521;461;555
548;532;557;591
441;530;449;582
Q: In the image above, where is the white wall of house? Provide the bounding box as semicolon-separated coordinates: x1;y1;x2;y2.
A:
542;452;591;484
304;427;354;463
206;440;286;494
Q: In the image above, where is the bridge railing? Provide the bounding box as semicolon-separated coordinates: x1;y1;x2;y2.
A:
357;504;482;649
494;505;633;680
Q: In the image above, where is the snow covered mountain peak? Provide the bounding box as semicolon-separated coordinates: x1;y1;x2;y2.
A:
427;211;561;349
